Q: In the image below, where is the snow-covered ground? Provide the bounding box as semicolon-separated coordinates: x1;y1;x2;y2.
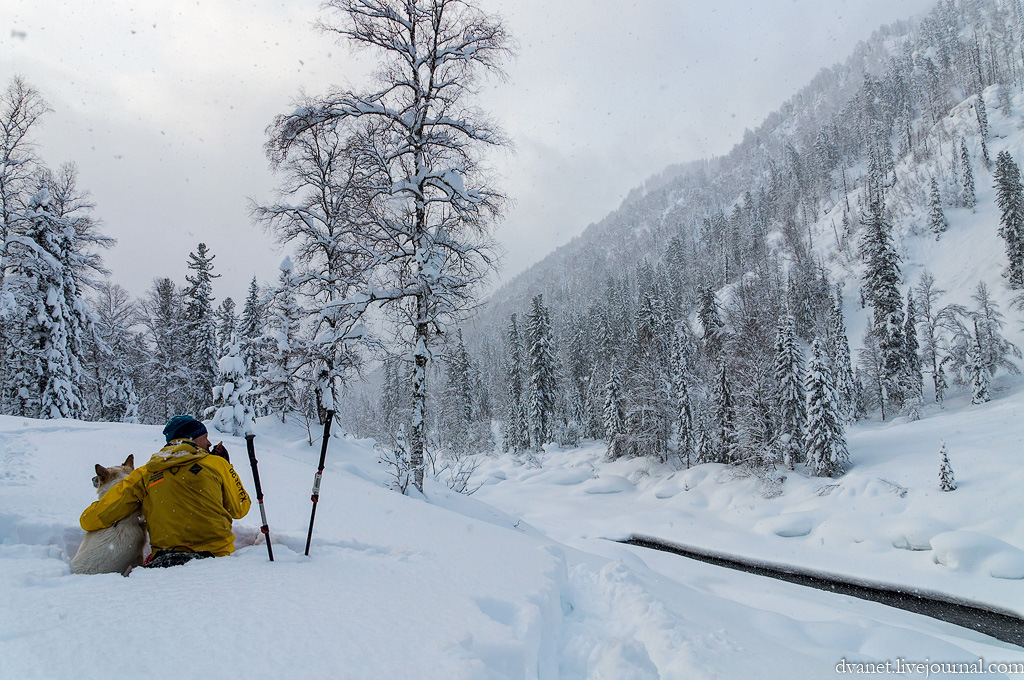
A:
474;378;1024;617
2;390;1024;679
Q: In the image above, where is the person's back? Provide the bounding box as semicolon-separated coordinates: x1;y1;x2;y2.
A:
79;416;251;568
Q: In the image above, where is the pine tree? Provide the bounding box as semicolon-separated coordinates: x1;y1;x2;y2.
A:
773;314;805;468
928;178;948;238
139;277;188;423
0;185;90;419
209;336;256;436
968;320;991;404
88;281;142;423
902;290;924;421
215;297;237;359
804;337;849;477
715;360;739;464
975;96;991;167
441;329;474;457
379;357;403;444
960;139;976;210
183;243;220;416
938;442;956;491
860;194;905;406
238;277;265;399
697;286;725;357
829;286;857;422
261;257;304;422
603;364;625;461
503;314;528;453
526;295;557;450
994;151;1024;288
671;327;694;469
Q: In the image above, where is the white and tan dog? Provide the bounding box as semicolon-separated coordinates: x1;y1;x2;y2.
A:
71;455;147;576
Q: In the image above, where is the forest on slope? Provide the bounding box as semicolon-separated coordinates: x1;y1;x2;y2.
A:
344;0;1024;482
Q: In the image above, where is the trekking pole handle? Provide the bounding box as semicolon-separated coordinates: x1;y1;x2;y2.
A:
311;471;322;501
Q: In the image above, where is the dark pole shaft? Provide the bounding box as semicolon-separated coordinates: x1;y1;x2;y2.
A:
305;409;335;556
245;434;274;562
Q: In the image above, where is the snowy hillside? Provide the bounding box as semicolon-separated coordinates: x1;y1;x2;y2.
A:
3;395;1024;679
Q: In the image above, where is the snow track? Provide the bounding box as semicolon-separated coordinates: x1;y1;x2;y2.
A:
622;534;1024;648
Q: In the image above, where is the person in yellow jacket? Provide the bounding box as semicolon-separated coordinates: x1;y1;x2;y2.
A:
80;415;251;569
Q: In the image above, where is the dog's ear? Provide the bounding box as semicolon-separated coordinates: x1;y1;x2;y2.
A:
123;454;134;469
95;464;109;482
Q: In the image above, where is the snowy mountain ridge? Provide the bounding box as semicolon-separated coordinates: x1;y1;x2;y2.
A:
477;0;1022;342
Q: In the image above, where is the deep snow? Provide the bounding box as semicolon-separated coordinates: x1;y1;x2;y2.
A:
2;387;1024;679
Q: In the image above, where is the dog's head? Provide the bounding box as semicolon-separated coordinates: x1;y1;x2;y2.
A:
92;455;135;497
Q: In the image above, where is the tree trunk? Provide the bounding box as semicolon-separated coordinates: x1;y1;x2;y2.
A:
410;293;429;492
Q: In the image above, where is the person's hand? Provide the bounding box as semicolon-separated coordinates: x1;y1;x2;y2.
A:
211;442;230;463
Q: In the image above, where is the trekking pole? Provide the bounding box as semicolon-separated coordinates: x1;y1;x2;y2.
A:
245;434;274;562
305;409;335;556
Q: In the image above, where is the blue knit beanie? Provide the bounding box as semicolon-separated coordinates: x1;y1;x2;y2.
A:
163;415;208;443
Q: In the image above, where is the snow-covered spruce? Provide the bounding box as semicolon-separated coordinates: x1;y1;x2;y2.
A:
939;441;956;492
994;150;1024;289
183;242;220;418
1;185;90;419
208;336;256;437
259;257;304;423
804;337;849;478
774;314;805;468
527;294;557;451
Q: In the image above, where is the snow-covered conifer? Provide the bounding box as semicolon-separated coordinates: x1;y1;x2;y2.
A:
975;96;991;167
238;277;265;379
960;140;976;210
139;277;188;422
697;286;725;357
829;287;857;422
859;193;905;405
715;360;739;464
773;314;805;468
183;243;220;417
210;335;256;437
804;337;849;477
1;185;90;419
939;442;956;491
603;365;625;460
261;257;304;423
441;329;474;457
994;151;1024;288
928;178;947;238
215;297;237;359
968;321;990;404
671;326;694;468
503;314;528;453
527;295;557;450
902;289;924;421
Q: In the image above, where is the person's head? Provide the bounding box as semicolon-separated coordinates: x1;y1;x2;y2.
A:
163;415;209;449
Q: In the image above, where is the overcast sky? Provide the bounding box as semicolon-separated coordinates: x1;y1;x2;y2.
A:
1;0;938;303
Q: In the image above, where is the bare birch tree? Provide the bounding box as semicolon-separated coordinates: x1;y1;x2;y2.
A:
263;0;511;491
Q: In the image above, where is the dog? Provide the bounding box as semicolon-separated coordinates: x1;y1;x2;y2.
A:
71;455;147;576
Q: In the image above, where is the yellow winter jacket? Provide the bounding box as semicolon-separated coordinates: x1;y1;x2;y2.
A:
80;440;251;557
